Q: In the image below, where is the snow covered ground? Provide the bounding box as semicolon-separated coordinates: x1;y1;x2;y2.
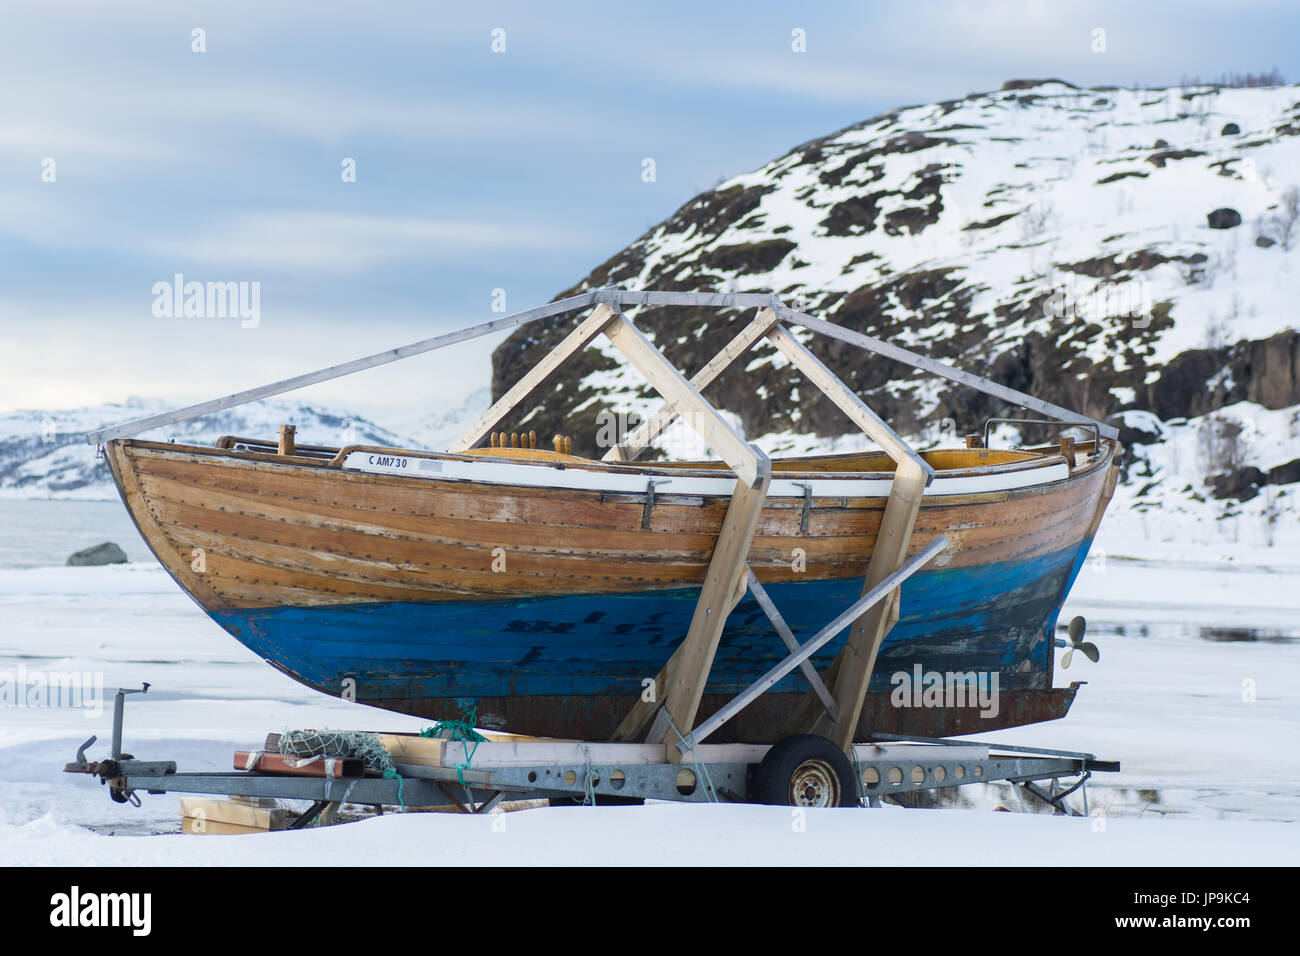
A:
1;549;1295;865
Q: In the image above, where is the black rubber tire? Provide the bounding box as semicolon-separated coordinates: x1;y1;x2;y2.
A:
752;734;859;807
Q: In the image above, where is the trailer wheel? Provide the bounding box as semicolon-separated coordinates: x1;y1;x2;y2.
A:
752;735;858;807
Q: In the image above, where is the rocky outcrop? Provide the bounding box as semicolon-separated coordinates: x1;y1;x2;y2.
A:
489;82;1300;481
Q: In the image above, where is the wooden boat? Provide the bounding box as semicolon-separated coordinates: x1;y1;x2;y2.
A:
105;433;1118;741
91;290;1122;747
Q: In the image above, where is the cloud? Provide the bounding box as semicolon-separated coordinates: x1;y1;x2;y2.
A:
144;210;607;273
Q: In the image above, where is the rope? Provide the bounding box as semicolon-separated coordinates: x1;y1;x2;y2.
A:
662;712;719;803
850;745;868;808
577;743;617;806
420;705;486;788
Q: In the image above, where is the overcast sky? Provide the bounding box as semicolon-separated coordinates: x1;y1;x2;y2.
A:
3;0;1299;425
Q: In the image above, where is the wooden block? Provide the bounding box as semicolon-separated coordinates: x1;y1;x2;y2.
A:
234;750;363;777
180;796;288;830
377;734;446;767
182;816;269;836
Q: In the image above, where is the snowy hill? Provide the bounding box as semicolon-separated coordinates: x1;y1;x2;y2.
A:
0;398;421;500
492;79;1300;551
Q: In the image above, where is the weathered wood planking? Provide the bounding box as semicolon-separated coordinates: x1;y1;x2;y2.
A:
109;439;1114;612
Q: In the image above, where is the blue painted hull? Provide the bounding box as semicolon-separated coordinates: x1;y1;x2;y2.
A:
212;537;1093;738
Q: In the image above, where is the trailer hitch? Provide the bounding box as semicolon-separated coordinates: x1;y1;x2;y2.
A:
63;684;173;807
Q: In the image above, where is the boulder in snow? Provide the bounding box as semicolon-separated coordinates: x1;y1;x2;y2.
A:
67;542;129;566
1207;207;1242;229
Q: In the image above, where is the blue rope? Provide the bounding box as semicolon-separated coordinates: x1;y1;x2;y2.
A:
420;706;486;788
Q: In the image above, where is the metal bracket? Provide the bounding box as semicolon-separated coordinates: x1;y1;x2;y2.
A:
641;478;667;529
794;482;813;533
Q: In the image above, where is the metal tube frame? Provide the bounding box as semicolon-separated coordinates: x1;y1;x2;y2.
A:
84;288;1117;444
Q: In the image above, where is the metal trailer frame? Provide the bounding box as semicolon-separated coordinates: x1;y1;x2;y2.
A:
64;687;1119;823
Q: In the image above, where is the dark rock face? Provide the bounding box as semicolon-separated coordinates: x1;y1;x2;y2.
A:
1222;122;1241;135
67;542;128;566
1207;207;1243;229
1145;347;1231;420
1269;458;1300;485
1208;466;1265;500
1001;78;1078;90
1237;331;1300;409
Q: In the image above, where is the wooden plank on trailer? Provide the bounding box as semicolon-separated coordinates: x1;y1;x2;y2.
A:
234;750;364;778
449;304;619;452
605;307;783;462
601;314;766;487
377;734;446;767
652;474;770;761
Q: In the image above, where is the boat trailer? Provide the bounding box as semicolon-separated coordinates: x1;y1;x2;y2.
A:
65;686;1118;823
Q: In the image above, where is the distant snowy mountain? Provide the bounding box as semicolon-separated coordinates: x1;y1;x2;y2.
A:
387;387;491;451
0;397;429;499
493;78;1300;550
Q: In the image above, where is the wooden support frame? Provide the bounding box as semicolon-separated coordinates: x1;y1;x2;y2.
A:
676;536;949;753
649;474;769;761
448;303;619;453
821;456;929;750
85;289;1116;445
601;314;766;488
765;326;934;480
594;311;772;758
604;306;783;463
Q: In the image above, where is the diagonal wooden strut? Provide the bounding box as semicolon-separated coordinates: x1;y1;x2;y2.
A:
604;306;782;462
676;536;949;753
448;303;619;452
763;325;933;751
594;311;771;760
601;314;765;487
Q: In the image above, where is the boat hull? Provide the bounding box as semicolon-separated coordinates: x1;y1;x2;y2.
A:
106;439;1118;741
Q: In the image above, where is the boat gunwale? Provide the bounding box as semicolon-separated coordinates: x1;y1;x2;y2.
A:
111;437;1118;511
118;436;1112;482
